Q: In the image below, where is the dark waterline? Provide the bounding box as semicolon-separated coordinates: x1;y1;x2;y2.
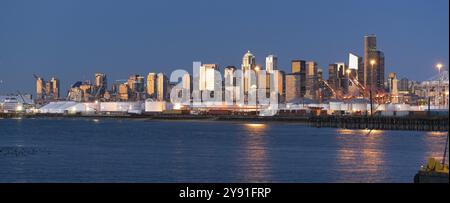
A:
0;118;447;183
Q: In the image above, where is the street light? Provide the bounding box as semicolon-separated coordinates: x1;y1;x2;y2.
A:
436;63;443;72
370;60;376;116
436;63;444;108
254;66;261;115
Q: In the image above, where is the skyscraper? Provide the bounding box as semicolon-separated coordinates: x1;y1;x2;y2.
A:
317;68;323;82
399;77;410;92
127;74;145;100
157;73;169;102
305;61;318;100
45;81;51;98
146;73;157;99
136;75;145;93
118;83;129;101
94;73;107;98
50;77;60;100
36;77;45;100
328;64;339;90
291;60;306;97
224;66;237;102
349;53;363;84
388;73;399;103
182;73;191;94
199;64;220;91
241;51;256;98
364;34;385;91
387;72;397;93
265;54;278;72
291;59;306;73
337;62;349;93
274;70;285;103
285;73;301;103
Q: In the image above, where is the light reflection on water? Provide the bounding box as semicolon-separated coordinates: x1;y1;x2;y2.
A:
241;123;271;183
335;129;385;182
425;131;448;164
0;118;446;183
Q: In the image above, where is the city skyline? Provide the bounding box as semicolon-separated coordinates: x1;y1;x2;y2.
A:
0;0;448;95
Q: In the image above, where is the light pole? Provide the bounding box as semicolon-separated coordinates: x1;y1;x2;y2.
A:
254;66;261;115
370;60;376;116
436;63;443;109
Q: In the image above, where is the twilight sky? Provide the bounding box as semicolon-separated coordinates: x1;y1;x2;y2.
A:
0;0;448;95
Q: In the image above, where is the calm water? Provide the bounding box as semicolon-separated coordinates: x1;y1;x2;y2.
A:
0;118;447;183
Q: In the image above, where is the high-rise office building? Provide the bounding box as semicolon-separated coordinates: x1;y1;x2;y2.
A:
374;51;385;89
388;73;399;103
127;74;145;100
285;73;301;103
349;53;363;84
399;77;410;92
364;34;385;91
199;64;219;91
79;81;93;102
241;51;256;97
265;55;278;72
328;62;351;95
337;63;349;93
45;81;51;98
387;72;397;93
118;83;129;101
291;59;306;74
157;73;169;101
111;80;126;95
127;75;144;93
36;77;45;100
317;68;323;82
242;50;256;72
136;75;145;93
182;73;191;93
224;66;237;102
328;64;339;90
146;73;157;99
50;77;60;100
94;73;107;98
305;61;319;100
274;70;285;103
291;60;306;97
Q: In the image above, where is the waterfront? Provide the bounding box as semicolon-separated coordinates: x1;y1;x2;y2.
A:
0;118;447;183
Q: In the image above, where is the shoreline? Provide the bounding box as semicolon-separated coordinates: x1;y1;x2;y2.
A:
1;113;448;132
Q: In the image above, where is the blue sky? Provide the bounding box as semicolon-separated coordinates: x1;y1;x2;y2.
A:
0;0;448;95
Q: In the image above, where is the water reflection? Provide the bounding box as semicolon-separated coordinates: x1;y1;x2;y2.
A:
243;123;267;133
425;131;448;163
426;131;447;137
336;129;383;136
241;123;271;182
335;128;385;182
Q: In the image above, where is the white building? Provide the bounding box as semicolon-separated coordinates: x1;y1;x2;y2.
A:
265;54;278;72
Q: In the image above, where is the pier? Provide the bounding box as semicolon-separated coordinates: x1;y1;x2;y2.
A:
1;112;448;132
309;116;449;131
